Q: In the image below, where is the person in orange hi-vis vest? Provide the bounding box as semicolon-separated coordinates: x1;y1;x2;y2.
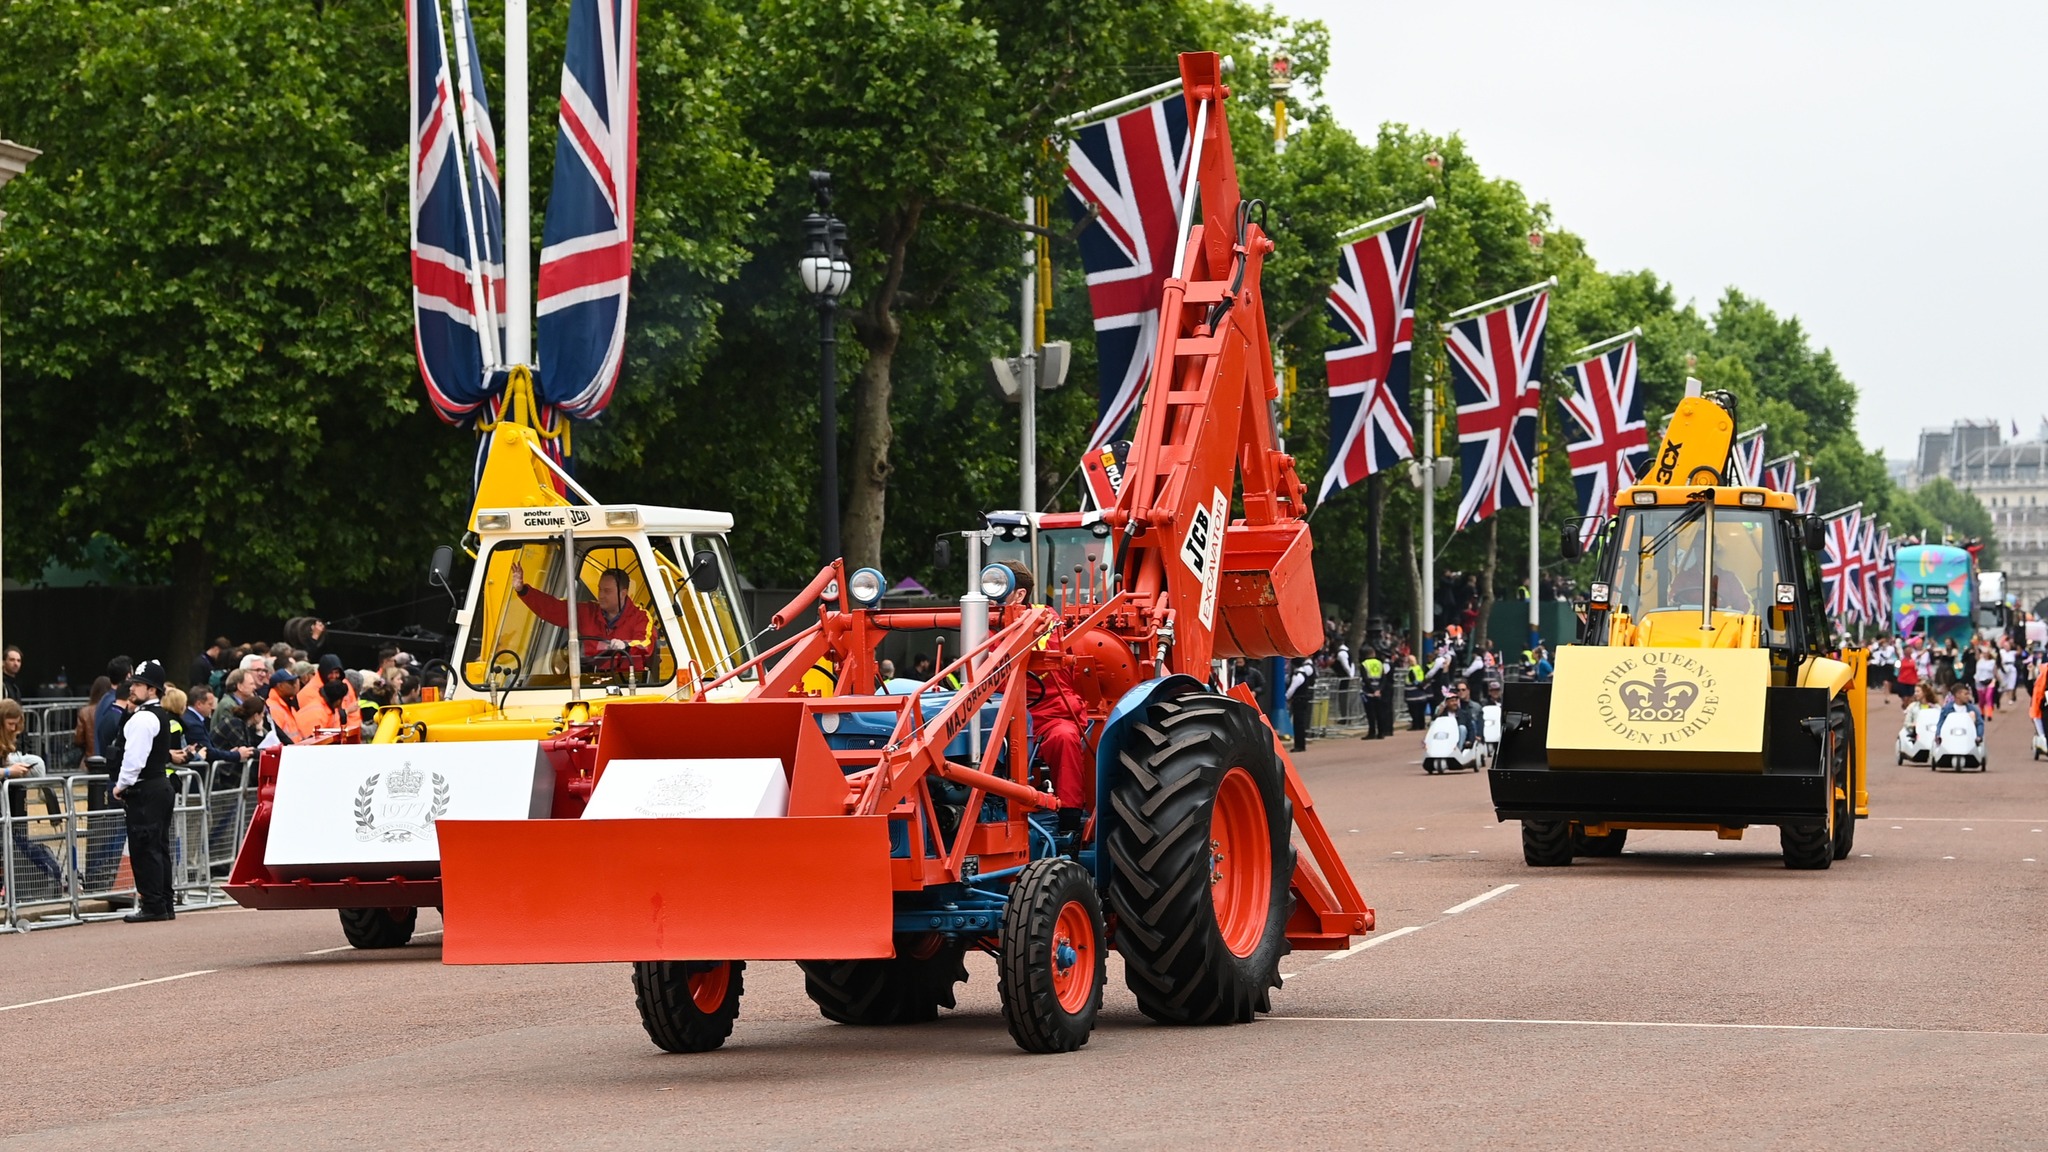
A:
264;669;307;745
296;654;360;736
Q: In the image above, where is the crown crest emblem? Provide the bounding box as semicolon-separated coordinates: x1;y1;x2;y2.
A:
388;762;425;798
1617;667;1699;723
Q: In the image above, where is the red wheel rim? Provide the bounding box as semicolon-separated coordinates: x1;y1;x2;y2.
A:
1210;766;1273;958
688;962;731;1013
1050;900;1097;1014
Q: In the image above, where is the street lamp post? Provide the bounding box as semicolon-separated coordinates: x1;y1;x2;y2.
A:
0;140;40;655
799;171;852;566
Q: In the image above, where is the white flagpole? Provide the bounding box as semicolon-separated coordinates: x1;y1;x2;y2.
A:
505;0;531;368
1334;197;1434;243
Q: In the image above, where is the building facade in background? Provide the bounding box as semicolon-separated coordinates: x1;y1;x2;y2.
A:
1910;419;2048;616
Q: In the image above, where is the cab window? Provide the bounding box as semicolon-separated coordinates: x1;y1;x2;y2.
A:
1609;506;1782;619
461;537;676;690
654;534;756;680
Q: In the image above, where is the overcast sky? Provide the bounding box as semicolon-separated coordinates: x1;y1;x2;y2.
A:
1274;0;2048;459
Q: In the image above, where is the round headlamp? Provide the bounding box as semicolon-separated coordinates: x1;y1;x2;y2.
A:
978;563;1015;600
848;567;886;607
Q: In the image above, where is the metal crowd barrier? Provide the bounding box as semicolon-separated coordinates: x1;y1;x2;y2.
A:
21;697;89;774
1;761;259;932
1307;677;1367;738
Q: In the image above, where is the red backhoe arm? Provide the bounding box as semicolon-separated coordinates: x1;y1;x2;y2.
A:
1109;51;1319;675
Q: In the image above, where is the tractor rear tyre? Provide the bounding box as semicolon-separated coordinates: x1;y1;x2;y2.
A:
1574;827;1628;857
1105;692;1293;1026
338;907;416;949
797;940;970;1026
998;858;1106;1053
1522;820;1574;866
632;960;745;1053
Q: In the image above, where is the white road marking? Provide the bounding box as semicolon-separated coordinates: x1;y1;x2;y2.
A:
1887;817;2048;823
1443;884;1518;916
1;970;215;1012
1266;1016;2048;1038
1323;925;1424;960
1942;856;1956;861
304;928;442;956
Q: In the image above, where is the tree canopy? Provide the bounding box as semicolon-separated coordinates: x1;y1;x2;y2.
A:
0;0;1973;667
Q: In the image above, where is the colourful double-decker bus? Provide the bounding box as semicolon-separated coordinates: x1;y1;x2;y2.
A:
1891;544;1976;646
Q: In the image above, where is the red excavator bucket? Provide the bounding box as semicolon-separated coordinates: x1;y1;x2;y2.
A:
1215;521;1322;658
439;699;893;964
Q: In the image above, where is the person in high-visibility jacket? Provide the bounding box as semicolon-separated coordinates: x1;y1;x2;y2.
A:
295;654;359;735
509;560;658;676
264;669;307;745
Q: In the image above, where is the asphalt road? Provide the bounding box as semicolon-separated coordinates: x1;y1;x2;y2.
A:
6;690;2046;1150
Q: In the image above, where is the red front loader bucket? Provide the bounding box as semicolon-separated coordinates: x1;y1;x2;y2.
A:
439;699;894;964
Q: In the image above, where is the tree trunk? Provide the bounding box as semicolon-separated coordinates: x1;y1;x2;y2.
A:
843;201;923;572
167;539;212;686
1475;516;1499;653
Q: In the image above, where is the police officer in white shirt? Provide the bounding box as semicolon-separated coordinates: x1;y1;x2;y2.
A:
110;660;192;923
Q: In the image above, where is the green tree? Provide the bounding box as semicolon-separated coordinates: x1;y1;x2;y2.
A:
0;0;468;669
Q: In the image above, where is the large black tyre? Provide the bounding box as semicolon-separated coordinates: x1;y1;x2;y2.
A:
631;960;745;1053
998;858;1106;1053
797;940;969;1026
1522;820;1574;867
338;906;417;949
1574;827;1628;857
1105;692;1293;1026
1781;820;1833;869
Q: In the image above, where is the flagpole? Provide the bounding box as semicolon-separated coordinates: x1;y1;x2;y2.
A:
1421;377;1436;655
1019;190;1037;512
1334;197;1434;243
504;0;531;368
1530;402;1541;642
1568;326;1641;360
1444;276;1557;322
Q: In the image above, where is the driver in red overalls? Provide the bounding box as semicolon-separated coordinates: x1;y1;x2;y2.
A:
1001;563;1090;833
509;560;657;675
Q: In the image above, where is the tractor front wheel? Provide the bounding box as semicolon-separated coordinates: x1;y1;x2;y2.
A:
999;858;1106;1053
1522;820;1574;866
797;939;969;1026
631;960;745;1053
1106;692;1293;1026
338;907;416;949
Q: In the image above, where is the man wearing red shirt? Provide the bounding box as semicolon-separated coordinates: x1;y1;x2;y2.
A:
1001;564;1090;832
509;559;657;675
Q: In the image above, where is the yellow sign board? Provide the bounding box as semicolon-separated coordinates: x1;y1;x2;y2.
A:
1548;646;1769;771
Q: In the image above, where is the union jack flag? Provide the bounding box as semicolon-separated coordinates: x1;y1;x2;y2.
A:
1318;212;1427;504
1558;339;1647;547
1762;453;1797;494
1731;426;1767;486
1447;292;1548;529
536;0;638;420
410;0;495;423
451;0;505;363
1862;523;1891;623
1062;94;1190;451
1795;478;1818;515
1820;507;1864;620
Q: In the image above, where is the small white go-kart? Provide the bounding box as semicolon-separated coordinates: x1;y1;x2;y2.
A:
1423;714;1485;774
1932;710;1988;772
1896;703;1939;765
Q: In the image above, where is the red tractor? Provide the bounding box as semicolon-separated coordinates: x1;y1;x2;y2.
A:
436;51;1373;1053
